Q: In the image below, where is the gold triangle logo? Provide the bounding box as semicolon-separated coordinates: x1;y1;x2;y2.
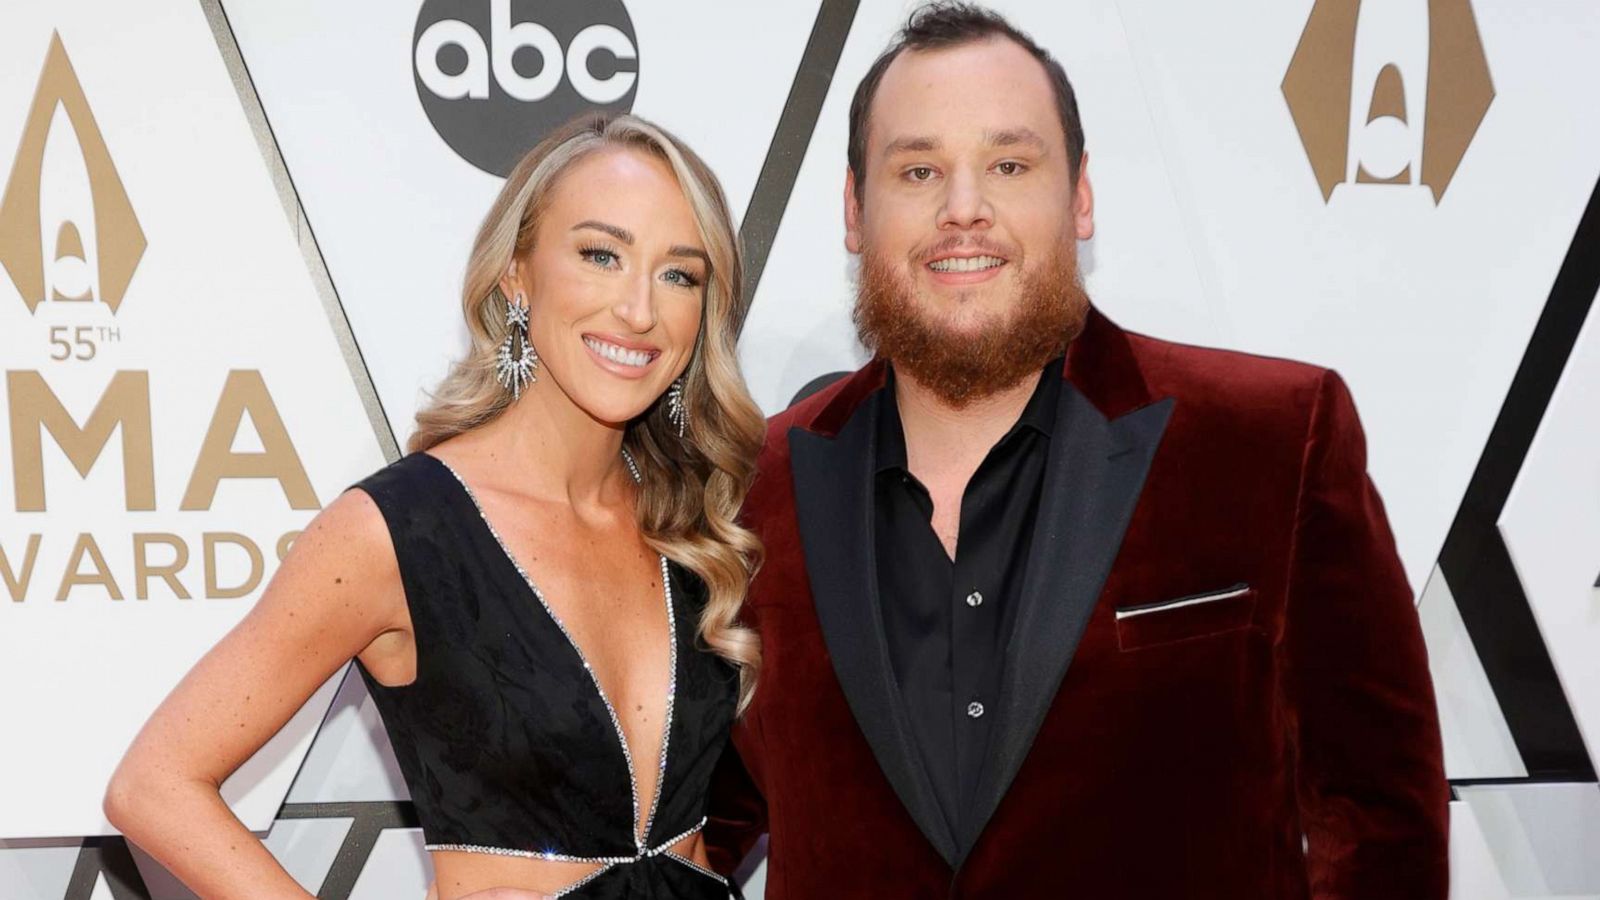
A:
0;32;146;314
1282;0;1495;204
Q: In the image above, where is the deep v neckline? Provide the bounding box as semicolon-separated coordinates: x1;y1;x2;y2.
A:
424;451;679;852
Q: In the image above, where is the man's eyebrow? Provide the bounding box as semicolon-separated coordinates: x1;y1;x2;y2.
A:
985;127;1047;150
572;220;634;243
882;135;940;157
881;130;1048;156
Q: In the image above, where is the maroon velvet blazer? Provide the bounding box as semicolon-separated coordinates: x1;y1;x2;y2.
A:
706;309;1449;898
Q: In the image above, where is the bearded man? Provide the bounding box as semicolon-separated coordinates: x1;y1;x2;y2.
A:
707;4;1450;897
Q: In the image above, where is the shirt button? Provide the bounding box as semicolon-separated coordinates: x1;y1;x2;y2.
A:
967;701;985;719
965;590;984;608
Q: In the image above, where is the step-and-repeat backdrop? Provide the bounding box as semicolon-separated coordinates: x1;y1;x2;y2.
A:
1;1;1597;897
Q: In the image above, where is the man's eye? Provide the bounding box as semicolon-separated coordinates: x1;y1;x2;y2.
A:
908;166;934;181
996;161;1025;176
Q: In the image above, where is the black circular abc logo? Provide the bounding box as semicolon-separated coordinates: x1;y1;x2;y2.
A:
413;0;639;177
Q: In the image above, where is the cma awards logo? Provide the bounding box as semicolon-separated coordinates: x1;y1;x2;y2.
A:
1282;0;1495;203
413;0;640;177
0;34;318;603
0;33;144;314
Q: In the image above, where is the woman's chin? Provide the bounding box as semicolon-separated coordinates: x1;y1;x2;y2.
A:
571;397;657;430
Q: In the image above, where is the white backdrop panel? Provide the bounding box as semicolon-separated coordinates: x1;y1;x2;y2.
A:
0;0;387;838
1501;290;1600;777
1113;0;1600;591
1418;567;1527;779
222;0;826;444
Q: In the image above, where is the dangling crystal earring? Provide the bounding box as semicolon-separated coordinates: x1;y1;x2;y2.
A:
665;376;688;437
494;289;538;399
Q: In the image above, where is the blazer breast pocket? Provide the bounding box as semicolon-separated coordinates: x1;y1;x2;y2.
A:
1114;583;1256;652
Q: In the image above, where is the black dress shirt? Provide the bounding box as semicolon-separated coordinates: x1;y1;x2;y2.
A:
873;358;1062;839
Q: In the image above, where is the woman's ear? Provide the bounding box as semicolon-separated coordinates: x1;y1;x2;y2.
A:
497;257;523;303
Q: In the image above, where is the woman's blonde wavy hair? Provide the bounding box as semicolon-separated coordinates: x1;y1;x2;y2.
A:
409;113;763;711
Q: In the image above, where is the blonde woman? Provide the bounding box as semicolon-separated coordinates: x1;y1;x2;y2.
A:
105;114;763;900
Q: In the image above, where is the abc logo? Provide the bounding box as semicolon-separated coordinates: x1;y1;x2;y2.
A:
413;0;639;177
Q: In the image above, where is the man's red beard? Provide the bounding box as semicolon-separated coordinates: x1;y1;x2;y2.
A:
853;242;1091;408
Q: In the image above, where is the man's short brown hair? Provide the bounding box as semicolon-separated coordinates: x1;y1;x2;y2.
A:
847;2;1087;191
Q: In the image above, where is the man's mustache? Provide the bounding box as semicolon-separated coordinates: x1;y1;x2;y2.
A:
909;235;1020;265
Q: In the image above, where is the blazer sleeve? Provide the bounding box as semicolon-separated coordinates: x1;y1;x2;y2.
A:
703;723;769;878
1284;370;1451;900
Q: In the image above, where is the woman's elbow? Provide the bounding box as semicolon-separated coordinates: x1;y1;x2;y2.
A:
102;760;169;838
102;767;143;833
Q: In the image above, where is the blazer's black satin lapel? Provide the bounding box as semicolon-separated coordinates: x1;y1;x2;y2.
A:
789;401;961;865
959;386;1174;861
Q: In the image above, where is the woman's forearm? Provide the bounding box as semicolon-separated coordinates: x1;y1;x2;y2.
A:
105;772;311;900
101;489;406;898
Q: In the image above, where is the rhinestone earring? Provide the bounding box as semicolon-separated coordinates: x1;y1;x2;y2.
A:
665;376;688;437
494;289;537;399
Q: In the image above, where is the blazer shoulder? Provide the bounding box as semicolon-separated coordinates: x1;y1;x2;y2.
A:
1124;328;1332;417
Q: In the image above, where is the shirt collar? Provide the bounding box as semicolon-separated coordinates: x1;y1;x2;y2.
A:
874;356;1064;476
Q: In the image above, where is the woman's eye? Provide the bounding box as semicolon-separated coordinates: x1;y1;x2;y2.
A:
663;269;702;288
581;248;618;268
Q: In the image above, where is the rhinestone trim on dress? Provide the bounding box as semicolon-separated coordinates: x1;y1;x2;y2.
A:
432;450;680;858
424;816;710;862
551;863;618;897
662;850;730;885
425;818;721;887
421;843;635;865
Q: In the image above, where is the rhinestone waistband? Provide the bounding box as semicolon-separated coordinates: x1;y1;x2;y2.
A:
424;815;709;866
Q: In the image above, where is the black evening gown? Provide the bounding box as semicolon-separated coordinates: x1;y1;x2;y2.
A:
350;452;737;899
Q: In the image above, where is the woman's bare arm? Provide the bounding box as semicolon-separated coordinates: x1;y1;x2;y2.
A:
104;488;408;899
